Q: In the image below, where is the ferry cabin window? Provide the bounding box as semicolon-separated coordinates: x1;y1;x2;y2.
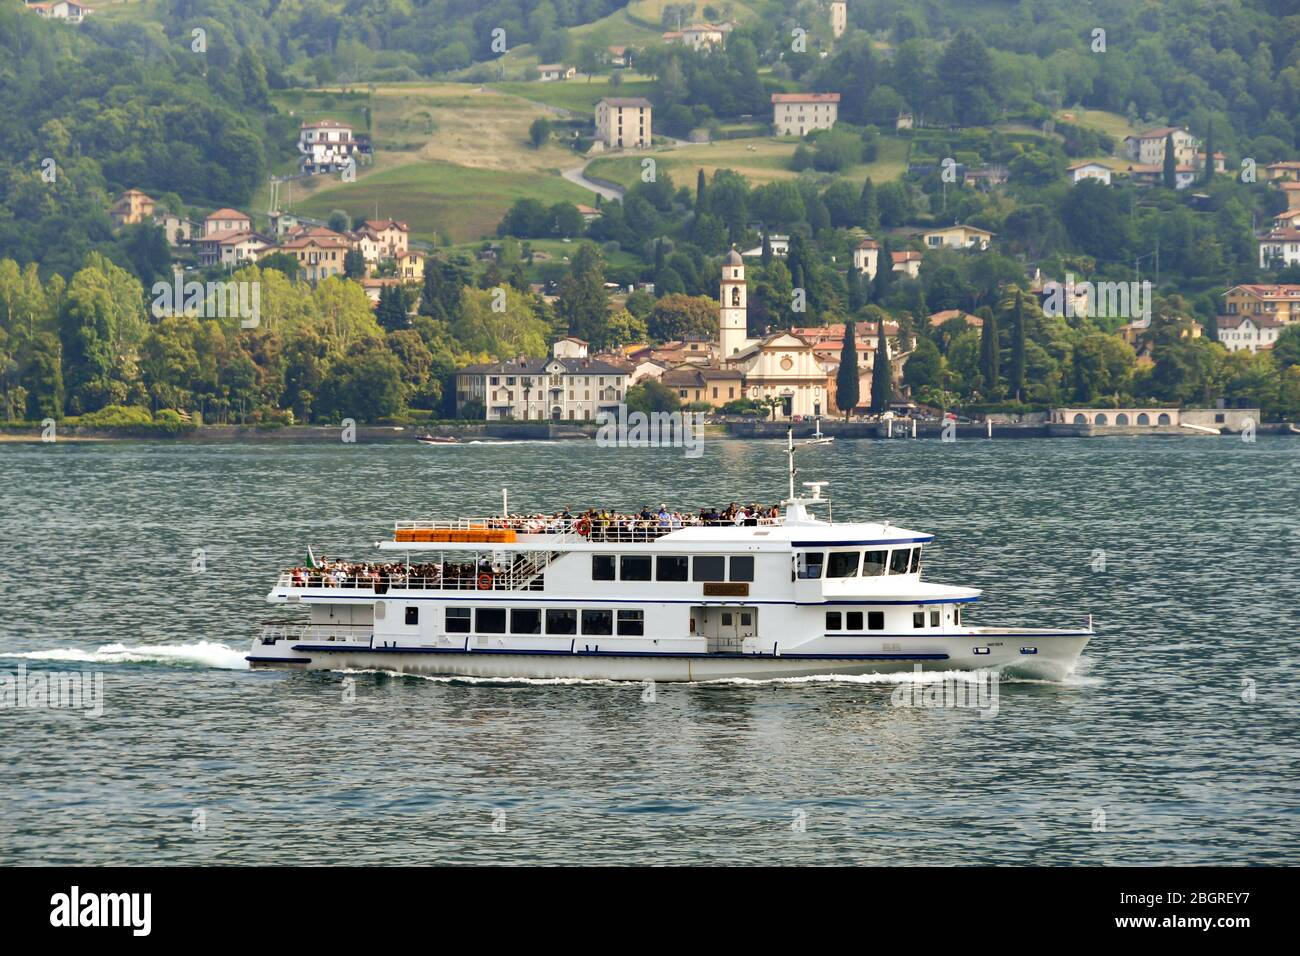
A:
476;607;507;634
721;613;732;626
405;606;419;626
930;610;940;627
592;555;616;581
692;555;726;582
825;611;841;630
729;555;754;582
446;607;471;633
582;609;613;636
862;550;888;576
912;547;923;574
955;607;962;626
913;611;925;628
827;551;861;577
846;611;863;631
657;555;689;581
889;548;911;575
796;551;825;579
511;608;542;634
546;608;578;635
617;610;644;636
868;611;885;630
620;555;652;581
740;613;752;626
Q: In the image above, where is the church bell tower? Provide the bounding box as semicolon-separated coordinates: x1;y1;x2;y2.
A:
719;248;749;358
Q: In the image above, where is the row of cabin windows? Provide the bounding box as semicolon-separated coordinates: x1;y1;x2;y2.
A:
593;554;753;583
796;546;920;580
825;607;957;632
445;606;644;637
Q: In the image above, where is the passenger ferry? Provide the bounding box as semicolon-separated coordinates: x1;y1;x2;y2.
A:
248;441;1093;681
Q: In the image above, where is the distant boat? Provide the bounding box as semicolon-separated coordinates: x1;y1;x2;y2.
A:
803;417;835;445
416;434;459;445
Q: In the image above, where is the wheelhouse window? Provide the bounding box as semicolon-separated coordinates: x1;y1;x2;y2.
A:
913;611;925;628
476;607;507;633
796;551;825;579
827;551;861;578
446;607;471;633
592;555;615;581
510;608;541;634
825;611;842;630
620;555;652;581
846;611;863;630
729;556;754;582
656;555;689;581
955;607;963;626
889;548;911;575
617;610;644;636
405;606;419;626
862;550;888;576
581;609;613;635
912;547;923;574
546;608;577;635
867;611;885;630
692;555;726;582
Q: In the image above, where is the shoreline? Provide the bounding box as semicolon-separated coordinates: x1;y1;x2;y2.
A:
1;420;1294;444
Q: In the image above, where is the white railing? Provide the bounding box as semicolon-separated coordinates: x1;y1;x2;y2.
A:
275;558;555;593
393;515;782;542
259;622;372;645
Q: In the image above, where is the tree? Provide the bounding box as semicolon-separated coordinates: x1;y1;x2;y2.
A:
376;285;409;332
648;294;718;341
316;342;405;422
555;244;608;344
1008;290;1026;401
1201;118;1215;186
835;320;859;418
1162;131;1178;189
903;335;942;393
343;249;367;279
528;117;552;149
870;317;892;412
328;210;350;233
978;307;1000;397
626;378;680;414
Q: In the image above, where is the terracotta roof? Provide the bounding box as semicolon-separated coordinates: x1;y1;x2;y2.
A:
206;208;250;221
1217;314;1284;329
1222;284;1300;298
771;93;841;104
928;309;984;328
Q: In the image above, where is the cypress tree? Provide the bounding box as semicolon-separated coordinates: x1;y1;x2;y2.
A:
1009;290;1026;401
761;232;772;267
871;238;893;303
978;307;1000;397
847;264;863;312
1162;131;1178;189
654;238;665;274
859;177;879;231
870;316;892;412
695;169;706;210
836;321;860;419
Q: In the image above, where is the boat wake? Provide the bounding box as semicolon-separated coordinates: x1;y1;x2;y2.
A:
2;641;249;670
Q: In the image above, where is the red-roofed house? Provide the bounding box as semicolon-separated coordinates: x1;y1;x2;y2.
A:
204;208;252;237
1258;229;1300;269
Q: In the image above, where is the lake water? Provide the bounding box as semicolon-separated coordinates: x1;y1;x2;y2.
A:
0;435;1296;865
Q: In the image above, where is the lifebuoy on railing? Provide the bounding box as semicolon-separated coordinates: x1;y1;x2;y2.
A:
477;572;493;590
576;518;591;537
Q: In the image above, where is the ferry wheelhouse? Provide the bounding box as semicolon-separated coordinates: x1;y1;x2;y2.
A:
248;447;1094;682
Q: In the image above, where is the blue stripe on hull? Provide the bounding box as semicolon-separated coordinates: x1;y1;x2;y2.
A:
284;644;950;661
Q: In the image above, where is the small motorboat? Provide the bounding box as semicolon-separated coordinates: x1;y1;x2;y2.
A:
803;417;835;446
416;434;459;445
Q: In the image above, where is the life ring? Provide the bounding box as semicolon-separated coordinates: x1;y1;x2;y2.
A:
477;572;493;590
576;518;591;537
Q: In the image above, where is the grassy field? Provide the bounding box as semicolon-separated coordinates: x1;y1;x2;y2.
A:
291;161;592;244
1056;107;1141;141
586;134;911;189
490;77;658;115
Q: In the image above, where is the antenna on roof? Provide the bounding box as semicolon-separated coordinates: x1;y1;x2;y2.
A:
787;427;795;501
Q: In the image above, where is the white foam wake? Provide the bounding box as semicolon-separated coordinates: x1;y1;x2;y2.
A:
2;641;249;670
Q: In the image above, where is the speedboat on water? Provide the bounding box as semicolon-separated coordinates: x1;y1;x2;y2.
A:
249;436;1093;681
416;434;459;445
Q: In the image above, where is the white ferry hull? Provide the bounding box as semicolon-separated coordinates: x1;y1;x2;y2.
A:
248;633;1090;682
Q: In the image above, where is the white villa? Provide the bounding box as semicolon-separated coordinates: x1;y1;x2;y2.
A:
771;93;840;137
298;120;360;175
595;97;653;149
455;344;631;421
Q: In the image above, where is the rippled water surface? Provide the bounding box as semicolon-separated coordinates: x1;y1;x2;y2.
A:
0;436;1296;865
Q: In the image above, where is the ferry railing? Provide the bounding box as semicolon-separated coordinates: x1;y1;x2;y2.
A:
259;622;372;645
274;565;549;593
392;516;782;543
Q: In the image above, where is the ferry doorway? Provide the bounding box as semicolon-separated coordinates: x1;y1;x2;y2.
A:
693;606;758;653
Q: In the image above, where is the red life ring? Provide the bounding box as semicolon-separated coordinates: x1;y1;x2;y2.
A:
477;572;493;590
576;518;591;537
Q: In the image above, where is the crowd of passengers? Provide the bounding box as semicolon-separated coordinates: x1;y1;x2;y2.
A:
286;557;505;589
484;503;782;537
